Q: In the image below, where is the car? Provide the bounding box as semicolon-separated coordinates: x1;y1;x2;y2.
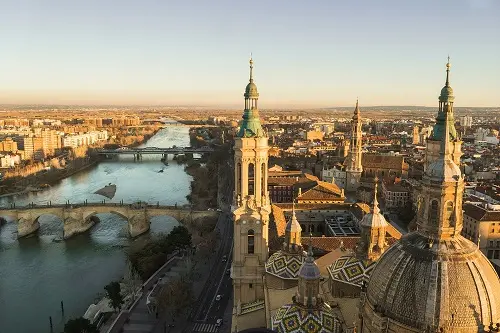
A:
216;294;222;301
226;269;230;276
222;255;227;262
216;319;223;327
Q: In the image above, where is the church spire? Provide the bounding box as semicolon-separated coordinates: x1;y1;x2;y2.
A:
249;54;254;83
372;177;380;215
445;55;450;87
237;57;264;138
284;199;302;252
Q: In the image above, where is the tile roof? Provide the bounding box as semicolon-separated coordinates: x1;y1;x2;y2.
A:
362;154;408;170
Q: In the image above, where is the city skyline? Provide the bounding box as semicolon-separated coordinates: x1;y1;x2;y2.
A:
1;0;499;107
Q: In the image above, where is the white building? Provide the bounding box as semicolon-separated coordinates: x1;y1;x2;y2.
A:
460;115;473;127
0;154;21;168
62;130;108;148
322;165;347;189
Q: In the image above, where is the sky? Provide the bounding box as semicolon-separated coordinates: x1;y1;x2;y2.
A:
0;0;499;107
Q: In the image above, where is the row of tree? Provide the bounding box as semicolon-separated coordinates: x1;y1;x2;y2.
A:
127;225;193;280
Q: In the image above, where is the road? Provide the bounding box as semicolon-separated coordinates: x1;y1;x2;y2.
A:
185;211;233;333
186;157;234;333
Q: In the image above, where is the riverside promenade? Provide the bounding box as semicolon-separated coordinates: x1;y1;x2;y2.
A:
102;251;183;333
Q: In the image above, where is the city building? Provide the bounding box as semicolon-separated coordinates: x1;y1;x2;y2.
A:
381;180;411;210
460;115;473;127
62;130;108;148
345;100;363;192
462;203;500;261
0;137;18;152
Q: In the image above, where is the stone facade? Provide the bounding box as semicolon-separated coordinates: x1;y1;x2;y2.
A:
232;58;271;332
345;101;363;192
0;204;215;239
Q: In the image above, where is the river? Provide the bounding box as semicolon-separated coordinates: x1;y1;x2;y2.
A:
0;126;193;333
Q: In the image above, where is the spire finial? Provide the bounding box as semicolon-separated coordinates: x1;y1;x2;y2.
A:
249;53;254;83
445;56;451;86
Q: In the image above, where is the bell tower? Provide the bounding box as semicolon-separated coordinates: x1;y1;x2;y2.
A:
425;57;462;171
231;57;271;330
346;99;363;191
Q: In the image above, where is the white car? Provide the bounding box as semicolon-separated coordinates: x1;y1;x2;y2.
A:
216;319;223;327
216;294;222;301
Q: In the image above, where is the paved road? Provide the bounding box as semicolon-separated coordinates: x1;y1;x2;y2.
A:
187;212;233;333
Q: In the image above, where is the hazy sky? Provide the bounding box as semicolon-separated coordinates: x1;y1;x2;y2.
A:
0;0;499;107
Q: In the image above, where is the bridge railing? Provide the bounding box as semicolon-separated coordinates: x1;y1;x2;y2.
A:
0;201;191;211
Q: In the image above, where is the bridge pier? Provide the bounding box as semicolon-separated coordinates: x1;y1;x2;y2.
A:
17;215;40;238
128;209;150;237
63;209;99;239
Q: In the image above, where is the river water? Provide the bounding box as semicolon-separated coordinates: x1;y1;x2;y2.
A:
0;126;193;333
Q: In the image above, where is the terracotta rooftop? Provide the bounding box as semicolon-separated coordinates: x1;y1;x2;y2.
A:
362;154;408;170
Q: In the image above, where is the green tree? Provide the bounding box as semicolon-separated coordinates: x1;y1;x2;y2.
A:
104;281;124;312
64;317;98;333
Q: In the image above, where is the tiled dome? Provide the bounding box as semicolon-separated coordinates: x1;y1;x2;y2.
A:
365;232;500;332
271;303;341;333
265;251;306;279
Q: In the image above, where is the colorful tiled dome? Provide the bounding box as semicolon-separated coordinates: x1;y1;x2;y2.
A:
265;251;305;279
271;303;341;333
327;255;375;287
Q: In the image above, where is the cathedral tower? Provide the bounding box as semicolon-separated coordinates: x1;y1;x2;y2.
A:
360;59;500;333
231;57;271;331
424;57;462;170
346;100;363;191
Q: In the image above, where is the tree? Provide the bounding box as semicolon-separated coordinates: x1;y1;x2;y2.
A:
104;281;124;312
156;275;194;320
64;317;98;333
123;261;143;302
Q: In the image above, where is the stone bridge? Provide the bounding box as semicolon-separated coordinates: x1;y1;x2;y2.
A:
0;202;218;239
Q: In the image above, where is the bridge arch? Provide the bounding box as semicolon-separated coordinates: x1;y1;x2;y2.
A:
83;210;129;222
33;213;65;237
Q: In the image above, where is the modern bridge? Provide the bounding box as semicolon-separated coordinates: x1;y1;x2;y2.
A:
0;201;218;239
96;147;215;156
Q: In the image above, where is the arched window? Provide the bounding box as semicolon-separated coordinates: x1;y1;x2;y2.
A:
429;200;439;225
248;163;255;196
248;229;255;254
445;201;454;226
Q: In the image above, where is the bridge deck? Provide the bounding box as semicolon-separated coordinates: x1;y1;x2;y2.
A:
96;147;214;154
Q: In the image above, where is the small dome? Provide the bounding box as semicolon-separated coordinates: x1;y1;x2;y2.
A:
440;85;454;97
364;232;500;331
327;255;376;287
426;158;462;182
266;251;306;279
245;82;259;96
272;303;341;333
360;211;388;229
298;256;321;280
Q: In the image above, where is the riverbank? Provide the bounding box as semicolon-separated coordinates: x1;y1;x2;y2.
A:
0;127;162;198
0;125;194;333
